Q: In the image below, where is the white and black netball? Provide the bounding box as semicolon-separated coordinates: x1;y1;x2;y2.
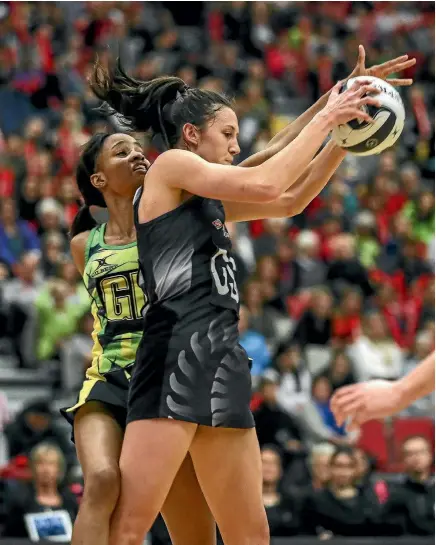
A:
331;76;405;156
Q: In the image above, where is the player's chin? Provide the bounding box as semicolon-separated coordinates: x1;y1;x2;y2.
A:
125;172;145;191
132;168;147;182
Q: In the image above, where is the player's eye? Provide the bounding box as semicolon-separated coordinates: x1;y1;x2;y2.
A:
116;150;127;157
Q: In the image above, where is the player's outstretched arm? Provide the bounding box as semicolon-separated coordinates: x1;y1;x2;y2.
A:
222;47;416;221
239;46;415;169
154;80;377;205
331;352;435;428
224;139;346;221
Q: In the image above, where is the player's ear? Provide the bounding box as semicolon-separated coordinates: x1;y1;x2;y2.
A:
181;123;200;150
91;172;107;190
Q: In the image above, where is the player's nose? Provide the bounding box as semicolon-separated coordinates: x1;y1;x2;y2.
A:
129;149;146;163
229;139;240;156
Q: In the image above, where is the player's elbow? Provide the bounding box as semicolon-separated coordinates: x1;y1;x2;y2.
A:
247;166;284;202
256;181;282;203
279;193;306;217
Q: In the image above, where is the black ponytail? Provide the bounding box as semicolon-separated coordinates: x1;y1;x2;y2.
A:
70;205;97;238
90;58;232;150
70;133;110;239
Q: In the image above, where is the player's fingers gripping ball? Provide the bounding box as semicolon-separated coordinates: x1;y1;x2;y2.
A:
331;76;405;156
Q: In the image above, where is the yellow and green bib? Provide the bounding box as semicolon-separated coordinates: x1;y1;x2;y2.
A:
83;224;147;378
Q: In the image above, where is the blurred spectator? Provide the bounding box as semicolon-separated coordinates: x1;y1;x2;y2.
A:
2;442;78;538
60;312;93;393
261;445;301;537
276;237;297;295
314;193;352;234
327;234;374;299
293;230;326;292
282;442;335;500
375;281;411;348
254;371;304;457
310;376;347;438
396;236;433;286
0;198;40;271
41;231;67;277
348;312;404;382
256;254;288;313
354;211;381;269
417;279;435;331
275;344;312;416
402;190;435;244
297;375;357;448
301;446;382;537
321;350;357;392
354;447;390;505
400;162;423;199
3;134;26;192
238;304;271;382
36;197;69;244
382;436;435;536
253;218;290;259
378;213;414;272
243;278;283;347
34;278;88;362
18;175;40;223
291;288;333;347
58;258;89;307
332;288;363;345
3;400;74;468
1;252;43;366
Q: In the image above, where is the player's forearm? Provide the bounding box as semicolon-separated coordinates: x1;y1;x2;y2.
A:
240;89;334;169
395;352;435;409
256;112;332;198
281;140;347;216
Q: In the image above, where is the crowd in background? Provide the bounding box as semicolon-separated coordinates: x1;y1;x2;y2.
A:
0;1;434;541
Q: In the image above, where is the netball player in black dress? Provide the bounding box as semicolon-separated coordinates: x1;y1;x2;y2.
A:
66;133;217;545
90;50;414;545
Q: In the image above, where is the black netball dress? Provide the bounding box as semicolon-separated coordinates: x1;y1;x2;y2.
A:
128;189;254;429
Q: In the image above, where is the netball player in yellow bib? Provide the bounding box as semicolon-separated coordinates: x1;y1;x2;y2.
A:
61;132;215;545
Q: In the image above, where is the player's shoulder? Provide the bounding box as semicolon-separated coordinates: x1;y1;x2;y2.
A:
70;230;92;274
70;230;91;253
151;149;203;175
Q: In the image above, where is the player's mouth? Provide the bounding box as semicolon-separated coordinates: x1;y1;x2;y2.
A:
132;162;148;172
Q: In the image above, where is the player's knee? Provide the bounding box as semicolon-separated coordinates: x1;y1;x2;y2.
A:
246;517;270;545
83;464;121;508
225;516;269;545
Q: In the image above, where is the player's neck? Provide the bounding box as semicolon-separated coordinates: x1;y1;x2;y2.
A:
105;197;136;240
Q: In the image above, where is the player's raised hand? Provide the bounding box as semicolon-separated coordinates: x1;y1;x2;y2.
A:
350;44;416;86
322;79;381;128
331;380;404;429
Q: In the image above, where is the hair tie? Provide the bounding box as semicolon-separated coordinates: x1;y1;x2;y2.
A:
176;84;190;100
